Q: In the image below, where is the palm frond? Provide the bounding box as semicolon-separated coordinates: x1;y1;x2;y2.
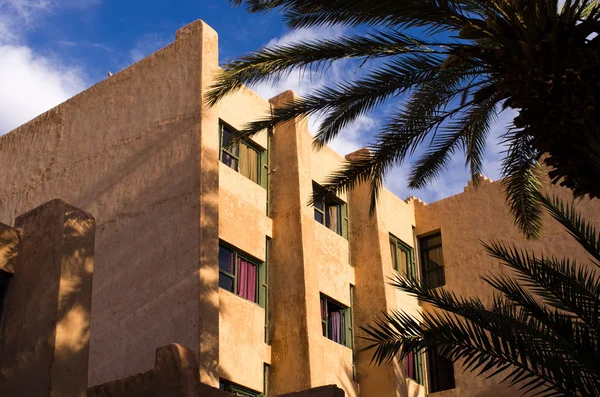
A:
363;276;591;396
501;129;543;239
206;31;450;106
230;0;488;31
538;193;600;265
484;240;600;328
311;63;479;210
409;91;499;188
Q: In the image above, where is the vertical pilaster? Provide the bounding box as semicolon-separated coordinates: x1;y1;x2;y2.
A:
0;199;95;397
268;90;317;395
192;20;221;387
345;150;402;397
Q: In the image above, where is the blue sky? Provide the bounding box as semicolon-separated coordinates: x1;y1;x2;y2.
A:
0;0;515;203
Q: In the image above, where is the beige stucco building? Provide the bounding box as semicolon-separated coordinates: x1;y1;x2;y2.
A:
1;19;599;397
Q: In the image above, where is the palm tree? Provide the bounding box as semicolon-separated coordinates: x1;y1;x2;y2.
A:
208;0;600;239
362;194;600;396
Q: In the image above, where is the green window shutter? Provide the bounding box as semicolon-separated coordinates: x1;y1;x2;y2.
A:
408;247;417;281
261;239;270;344
218;122;223;161
346;285;354;350
342;202;349;240
260;148;268;189
259;258;268;309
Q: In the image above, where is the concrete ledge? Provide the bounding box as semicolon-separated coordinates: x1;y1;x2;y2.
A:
88;344;200;397
280;385;345;397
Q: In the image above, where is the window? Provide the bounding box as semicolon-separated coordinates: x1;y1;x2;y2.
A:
404;350;424;385
220;380;260;397
390;234;416;279
426;341;456;392
219;243;267;307
320;294;352;347
313;182;348;238
349;285;357;381
263;364;270;397
419;232;445;289
220;122;267;187
0;270;11;343
263;238;270;343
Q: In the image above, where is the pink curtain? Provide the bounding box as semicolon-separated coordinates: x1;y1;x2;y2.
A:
405;351;415;379
237;258;257;302
330;311;342;343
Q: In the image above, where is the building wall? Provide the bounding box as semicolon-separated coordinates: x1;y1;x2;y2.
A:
2;17;600;397
216;86;272;393
0;20;220;387
309;138;356;397
414;178;600;397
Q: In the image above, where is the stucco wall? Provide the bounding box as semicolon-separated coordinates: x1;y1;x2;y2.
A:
0;20;219;386
218;290;270;393
308;139;357;397
414;178;600;397
267;91;315;395
216;85;272;393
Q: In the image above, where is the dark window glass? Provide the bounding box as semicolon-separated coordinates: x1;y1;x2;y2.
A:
320;294;351;347
427;341;455;392
313;182;347;237
0;270;12;344
221;152;239;171
219;246;235;274
220;122;263;185
390;235;416;278
218;243;262;305
220;380;260;397
219;275;234;292
419;232;445;288
314;210;324;224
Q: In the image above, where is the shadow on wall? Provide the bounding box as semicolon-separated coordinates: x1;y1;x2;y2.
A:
66;119;223;386
0;199;95;397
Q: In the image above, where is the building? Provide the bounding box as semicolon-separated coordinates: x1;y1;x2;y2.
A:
1;19;599;397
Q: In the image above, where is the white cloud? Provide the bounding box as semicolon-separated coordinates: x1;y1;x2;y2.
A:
0;44;86;133
0;0;90;135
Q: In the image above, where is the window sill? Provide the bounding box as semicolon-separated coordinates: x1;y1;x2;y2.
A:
427;387;457;395
313;220;347;240
321;335;352;350
219;287;264;309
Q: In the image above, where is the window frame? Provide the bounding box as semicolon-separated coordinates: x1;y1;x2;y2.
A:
419;232;446;289
404;350;425;385
219;379;261;397
312;182;349;239
320;293;353;348
426;339;456;393
0;270;12;345
219;121;267;188
218;242;265;307
389;234;416;279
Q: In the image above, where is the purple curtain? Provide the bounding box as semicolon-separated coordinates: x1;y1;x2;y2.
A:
329;311;342;343
405;351;415;379
237;258;257;302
